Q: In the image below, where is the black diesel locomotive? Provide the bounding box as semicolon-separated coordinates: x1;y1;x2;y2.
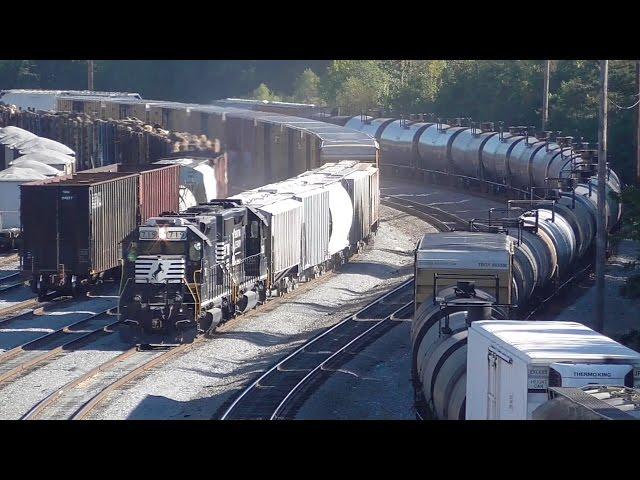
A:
119;160;379;345
120;200;265;344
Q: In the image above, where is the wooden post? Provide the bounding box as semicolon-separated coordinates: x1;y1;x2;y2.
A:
636;60;640;185
542;60;550;131
87;60;94;91
595;59;608;334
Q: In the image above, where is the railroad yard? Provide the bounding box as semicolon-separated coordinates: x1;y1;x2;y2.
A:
0;80;639;421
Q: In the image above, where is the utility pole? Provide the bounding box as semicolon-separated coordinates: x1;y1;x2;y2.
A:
636;60;640;185
87;60;94;91
595;60;608;334
542;60;550;131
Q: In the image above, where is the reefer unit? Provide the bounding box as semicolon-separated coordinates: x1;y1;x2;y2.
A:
21;172;138;278
466;321;640;420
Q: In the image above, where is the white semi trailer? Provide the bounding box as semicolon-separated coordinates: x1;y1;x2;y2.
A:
465;321;640;420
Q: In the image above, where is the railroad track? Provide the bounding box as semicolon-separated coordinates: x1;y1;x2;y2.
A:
0;309;118;386
0;254;18;268
0;273;23;293
0;291;67;322
22;342;192;420
219;279;414;420
381;195;468;232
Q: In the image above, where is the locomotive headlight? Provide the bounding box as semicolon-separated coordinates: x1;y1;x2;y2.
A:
158;227;167;240
133;294;142;303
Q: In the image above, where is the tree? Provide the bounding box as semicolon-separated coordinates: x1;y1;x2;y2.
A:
293;68;320;104
248;83;281;102
320;60;390;114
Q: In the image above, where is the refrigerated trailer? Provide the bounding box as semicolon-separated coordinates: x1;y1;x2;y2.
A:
466;321;640;420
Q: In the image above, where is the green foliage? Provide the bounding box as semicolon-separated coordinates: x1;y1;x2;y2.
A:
1;59;639;185
292;68;321;104
320;60;390;113
248;83;281;102
619;186;640;243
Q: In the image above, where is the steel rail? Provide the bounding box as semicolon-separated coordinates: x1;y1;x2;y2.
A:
22;342;192;420
381;195;468;232
0;309;117;384
219;278;414;420
70;343;191;420
270;301;413;420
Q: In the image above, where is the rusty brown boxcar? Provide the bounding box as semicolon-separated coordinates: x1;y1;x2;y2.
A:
21;172;139;298
21;163;181;299
79;163;180;223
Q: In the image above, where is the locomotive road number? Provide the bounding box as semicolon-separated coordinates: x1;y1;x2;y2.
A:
139;230;157;240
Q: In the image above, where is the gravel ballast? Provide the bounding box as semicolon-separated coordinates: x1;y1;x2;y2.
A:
88;204;436;419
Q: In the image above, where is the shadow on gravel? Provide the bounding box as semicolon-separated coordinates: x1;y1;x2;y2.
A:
335;261;411;280
121;324;335;420
124;394;226;420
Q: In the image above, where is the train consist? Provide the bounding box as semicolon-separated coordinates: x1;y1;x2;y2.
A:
390;116;625;418
4;90;636;419
119;160;379;345
0;89;379;193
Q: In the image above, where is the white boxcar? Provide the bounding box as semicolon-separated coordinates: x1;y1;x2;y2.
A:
364;164;380;230
257;198;303;275
466;320;640;420
0;89;141;112
257;178;331;271
0;166;47;229
292;167;354;255
294;187;330;269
